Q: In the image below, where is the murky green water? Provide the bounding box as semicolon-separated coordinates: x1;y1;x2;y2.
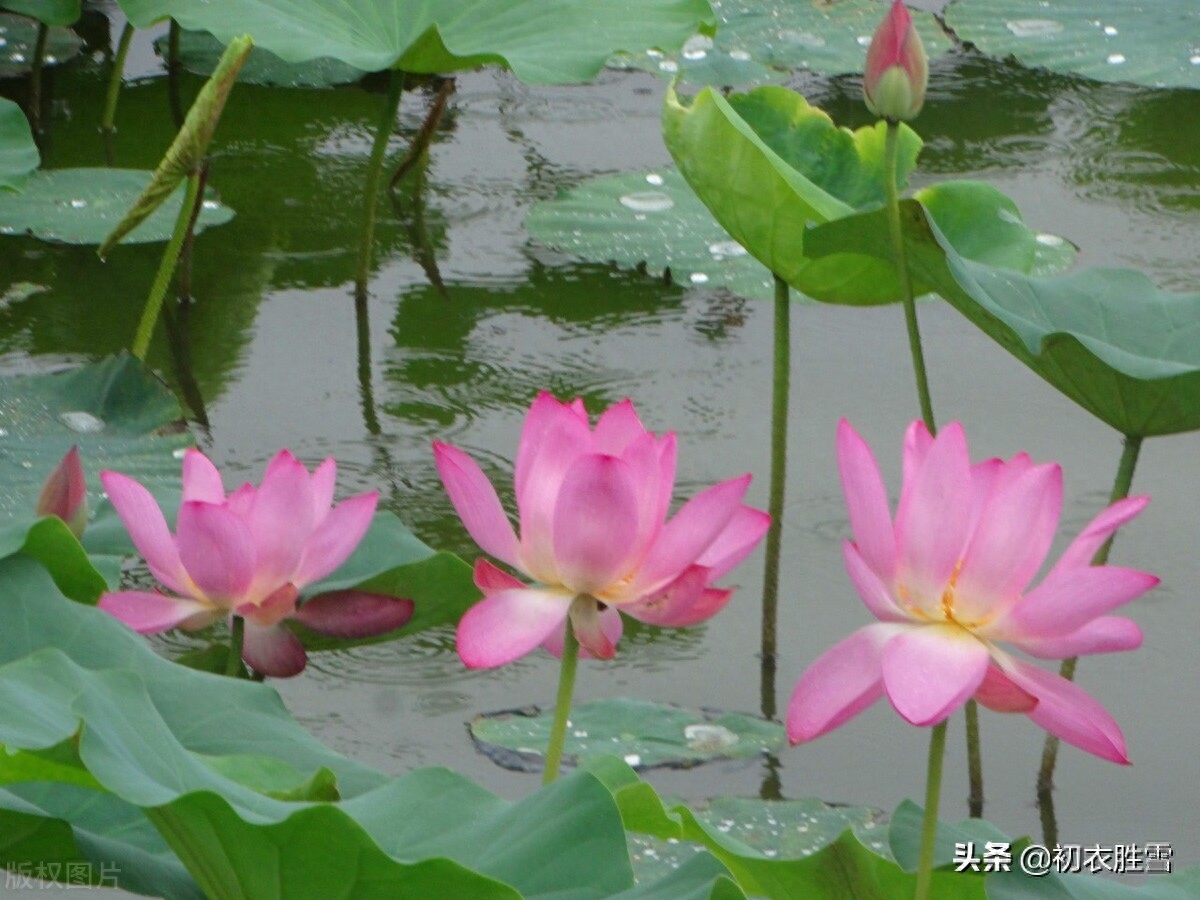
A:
2;7;1199;884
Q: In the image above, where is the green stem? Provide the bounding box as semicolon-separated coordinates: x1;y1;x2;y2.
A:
543;614;581;786
167;19;184;128
225;616;245;678
355;69;405;300
1037;432;1143;844
102;22;134;135
759;273;790;721
29;22;48;135
965;700;983;817
388;76;454;191
131;173;202;360
883;121;935;433
915;721;948;900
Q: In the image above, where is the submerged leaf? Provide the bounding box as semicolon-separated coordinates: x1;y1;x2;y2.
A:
0;13;81;78
0;97;37;192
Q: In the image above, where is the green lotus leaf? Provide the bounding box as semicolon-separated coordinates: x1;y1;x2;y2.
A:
946;0;1200;90
118;0;715;83
471;698;786;771
154;28;367;88
614;0;950;88
0;12;81;78
0;97;38;191
806;201;1200;436
1;0;79;26
0;169;233;245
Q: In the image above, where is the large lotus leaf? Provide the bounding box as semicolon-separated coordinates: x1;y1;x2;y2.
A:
0;97;38;192
587;758;982;900
613;0;950;88
0;556;742;899
526;167;1074;304
0;13;81;78
1;0;79;26
118;0;715;83
946;0;1200;90
0;517;107;603
806;201;1200;437
661;85;1073;305
154;29;367;88
0;353;192;533
0;169;233;245
472;698;786;772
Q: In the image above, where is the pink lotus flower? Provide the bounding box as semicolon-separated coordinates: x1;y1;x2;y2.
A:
98;449;413;677
864;0;928;121
37;445;88;538
435;393;769;668
787;420;1157;764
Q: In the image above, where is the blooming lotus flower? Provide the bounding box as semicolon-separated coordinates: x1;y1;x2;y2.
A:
98;449;413;677
435;393;769;668
863;0;928;121
37;445;88;538
787;420;1157;764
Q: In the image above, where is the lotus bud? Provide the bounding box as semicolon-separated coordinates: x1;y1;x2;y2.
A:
37;445;88;538
863;0;928;122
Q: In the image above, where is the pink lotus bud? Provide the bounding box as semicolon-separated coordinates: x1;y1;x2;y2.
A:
863;0;928;122
37;445;88;538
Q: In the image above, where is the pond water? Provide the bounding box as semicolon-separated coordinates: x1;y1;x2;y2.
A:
2;5;1199;890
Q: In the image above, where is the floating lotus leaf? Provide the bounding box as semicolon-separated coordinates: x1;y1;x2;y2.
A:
154;29;367;88
613;0;950;88
806;202;1200;437
1;0;79;26
118;0;715;83
472;698;785;771
946;0;1200;89
0;169;232;245
0;97;37;191
0;12;81;78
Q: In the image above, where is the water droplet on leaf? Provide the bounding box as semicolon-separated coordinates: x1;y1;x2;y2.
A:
619;191;674;213
1005;19;1063;37
59;411;105;433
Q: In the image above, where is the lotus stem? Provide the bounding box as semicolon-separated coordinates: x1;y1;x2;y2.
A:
29;22;49;135
102;22;135;138
225;615;245;678
965;700;983;817
167;19;184;128
915;720;948;900
131;172;202;360
388;77;454;192
760;273;790;721
354;69;405;300
1037;432;1143;844
542;615;581;785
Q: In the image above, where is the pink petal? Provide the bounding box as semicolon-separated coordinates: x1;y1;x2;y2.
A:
622;565;712;627
514;392;590;505
236;582;299;627
627;475;751;596
894;423;974;611
843;542;909;623
309;458;337;524
517;408;593;582
542;602;623;660
568;595;619;659
226;483;256;517
100;471;192;596
176;500;256;603
37;445;88;536
242;622;308;678
473;557;526;594
245;452;316;592
292;491;378;586
614;431;670;561
973;663;1037;713
787;623;902;744
98;590;220;634
551;455;642;595
999;657;1130;764
881;624;990;726
953;463;1062;621
181;449;225;504
899;420;933;497
456;587;571;668
1012;616;1143;659
593;398;648;455
837;420;895;577
294;591;415;637
653;433;678;533
1000;566;1158;640
433;442;520;569
1046;495;1150;577
697;506;770;582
